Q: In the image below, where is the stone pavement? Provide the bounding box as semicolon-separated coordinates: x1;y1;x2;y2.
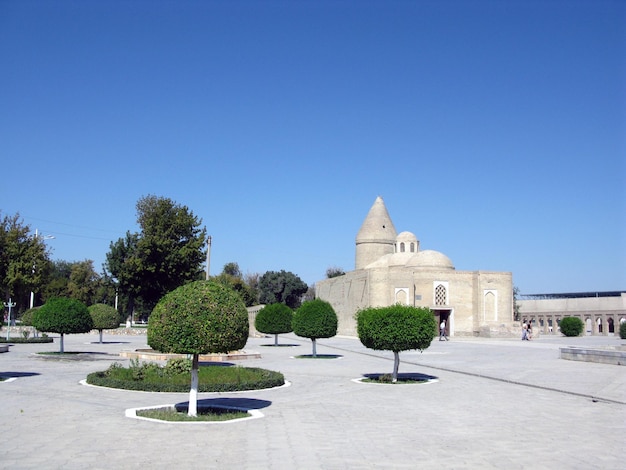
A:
1;331;624;469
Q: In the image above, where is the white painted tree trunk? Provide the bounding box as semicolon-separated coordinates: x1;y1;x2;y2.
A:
392;351;400;383
59;333;65;353
188;354;199;417
311;338;317;357
274;334;279;346
99;330;103;344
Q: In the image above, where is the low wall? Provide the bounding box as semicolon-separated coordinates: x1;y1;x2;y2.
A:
560;346;626;366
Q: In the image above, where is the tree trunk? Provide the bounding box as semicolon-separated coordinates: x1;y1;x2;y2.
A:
392;351;400;383
311;338;317;357
99;330;103;344
274;333;278;346
59;333;64;353
188;354;199;417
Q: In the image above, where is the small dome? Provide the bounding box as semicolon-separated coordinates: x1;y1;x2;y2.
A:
395;231;419;254
407;250;454;269
396;231;417;243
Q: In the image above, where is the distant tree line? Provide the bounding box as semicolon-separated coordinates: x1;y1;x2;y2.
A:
2;195;318;323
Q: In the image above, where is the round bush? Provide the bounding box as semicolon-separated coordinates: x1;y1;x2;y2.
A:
292;299;337;340
148;280;249;355
559;316;584;337
19;307;38;326
357;305;437;352
255;303;293;335
88;303;121;330
33;298;93;335
619;320;626;340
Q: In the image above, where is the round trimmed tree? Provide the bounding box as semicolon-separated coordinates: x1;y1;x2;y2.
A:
292;299;337;357
33;297;93;353
255;303;293;346
148;280;249;416
88;303;121;344
357;305;437;382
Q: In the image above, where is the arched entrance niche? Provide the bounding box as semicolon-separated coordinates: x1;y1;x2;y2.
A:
607;318;614;334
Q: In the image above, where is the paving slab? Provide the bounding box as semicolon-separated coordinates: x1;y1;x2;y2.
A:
1;331;624;469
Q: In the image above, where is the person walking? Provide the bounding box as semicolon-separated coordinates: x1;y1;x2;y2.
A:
522;321;528;340
439;319;448;341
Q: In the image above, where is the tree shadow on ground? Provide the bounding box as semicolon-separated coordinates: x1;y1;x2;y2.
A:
0;372;40;378
89;341;130;345
294;354;343;359
362;372;438;382
175;397;272;413
260;343;300;347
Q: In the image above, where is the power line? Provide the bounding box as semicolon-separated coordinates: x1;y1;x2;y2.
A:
20;215;128;235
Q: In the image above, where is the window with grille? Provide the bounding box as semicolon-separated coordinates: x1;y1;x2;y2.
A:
435;284;447;305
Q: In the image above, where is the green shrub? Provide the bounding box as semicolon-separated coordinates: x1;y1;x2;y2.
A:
86;362;284;393
559;316;584;337
292;299;337;356
19;307;38;326
164;357;192;376
356;305;437;382
619;321;626;340
0;336;53;344
255;303;293;345
32;297;93;352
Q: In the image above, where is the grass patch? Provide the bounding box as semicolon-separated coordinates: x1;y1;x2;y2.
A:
361;373;431;384
136;406;249;422
87;359;285;392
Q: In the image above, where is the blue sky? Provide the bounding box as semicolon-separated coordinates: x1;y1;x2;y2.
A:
1;0;624;295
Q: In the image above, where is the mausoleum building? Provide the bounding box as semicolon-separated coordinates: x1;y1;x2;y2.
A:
316;196;515;337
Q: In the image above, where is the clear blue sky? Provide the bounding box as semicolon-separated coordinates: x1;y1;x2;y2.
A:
1;0;624;295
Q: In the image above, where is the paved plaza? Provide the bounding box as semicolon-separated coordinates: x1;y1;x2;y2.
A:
1;331;624;469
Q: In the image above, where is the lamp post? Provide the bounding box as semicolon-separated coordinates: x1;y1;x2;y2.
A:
30;229;55;309
205;235;212;280
4;298;16;340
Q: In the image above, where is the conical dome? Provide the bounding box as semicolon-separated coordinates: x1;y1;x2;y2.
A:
355;196;397;269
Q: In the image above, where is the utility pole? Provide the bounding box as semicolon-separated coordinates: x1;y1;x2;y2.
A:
206;235;212;280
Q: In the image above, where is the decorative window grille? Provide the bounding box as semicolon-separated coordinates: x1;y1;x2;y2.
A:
435;284;447;305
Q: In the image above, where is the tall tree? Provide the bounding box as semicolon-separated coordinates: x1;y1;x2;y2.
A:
212;263;256;307
67;260;99;306
105;195;207;317
258;270;308;309
43;260;73;300
0;213;52;312
105;231;141;319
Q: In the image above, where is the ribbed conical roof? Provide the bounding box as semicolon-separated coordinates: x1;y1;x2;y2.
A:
356;196;397;243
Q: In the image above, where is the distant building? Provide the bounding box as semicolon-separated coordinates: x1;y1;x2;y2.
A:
518;291;626;336
316;196;515;337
